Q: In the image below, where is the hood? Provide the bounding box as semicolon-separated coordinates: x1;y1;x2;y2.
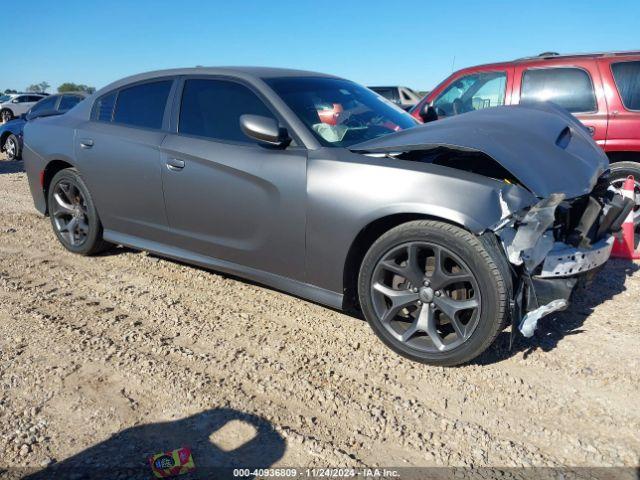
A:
350;103;609;198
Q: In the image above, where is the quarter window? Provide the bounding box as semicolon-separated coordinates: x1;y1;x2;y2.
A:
92;91;117;122
611;61;640;111
112;80;172;129
520;68;597;113
433;72;506;116
179;79;276;143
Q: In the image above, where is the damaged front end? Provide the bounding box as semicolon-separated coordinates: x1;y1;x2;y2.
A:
495;174;634;338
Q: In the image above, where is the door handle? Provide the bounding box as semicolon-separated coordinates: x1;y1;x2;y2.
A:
79;138;94;149
586;126;595;136
166;158;185;171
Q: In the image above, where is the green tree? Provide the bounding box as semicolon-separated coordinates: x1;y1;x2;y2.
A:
58;83;95;94
4;89;18;94
26;82;50;93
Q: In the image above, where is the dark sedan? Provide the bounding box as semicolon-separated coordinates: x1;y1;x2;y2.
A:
0;92;85;160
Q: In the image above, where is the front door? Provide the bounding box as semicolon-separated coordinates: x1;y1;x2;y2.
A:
160;77;307;281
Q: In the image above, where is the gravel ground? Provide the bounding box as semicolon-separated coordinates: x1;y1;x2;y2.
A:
0;154;638;477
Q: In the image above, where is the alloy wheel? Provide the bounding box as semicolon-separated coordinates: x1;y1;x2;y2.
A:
50;180;91;247
370;241;481;353
5;137;16;160
1;111;11;123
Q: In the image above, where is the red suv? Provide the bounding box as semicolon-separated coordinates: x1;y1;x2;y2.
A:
411;51;640;226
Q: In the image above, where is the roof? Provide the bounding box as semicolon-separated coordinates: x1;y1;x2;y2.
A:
99;66;339;94
514;50;640;62
466;50;640;70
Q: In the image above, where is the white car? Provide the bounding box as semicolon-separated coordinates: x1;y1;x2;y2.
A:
0;93;46;123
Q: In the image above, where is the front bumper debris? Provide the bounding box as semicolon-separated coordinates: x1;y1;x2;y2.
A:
539;236;614;278
496;180;632;338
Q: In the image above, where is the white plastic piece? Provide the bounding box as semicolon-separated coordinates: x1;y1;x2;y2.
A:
519;299;568;338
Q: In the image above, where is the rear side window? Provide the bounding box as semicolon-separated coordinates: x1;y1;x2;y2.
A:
611;61;640;111
58;95;83;111
521;67;597;113
179;79;276;143
92;91;117;122
112;80;172;129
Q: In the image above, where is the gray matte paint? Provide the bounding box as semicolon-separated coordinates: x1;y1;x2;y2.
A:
21;67;608;310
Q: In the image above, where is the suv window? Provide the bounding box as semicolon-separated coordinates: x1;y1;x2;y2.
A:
58;95;83;111
611;61;640;111
179;79;276;143
92;91;117;122
113;80;172;129
520;67;596;113
27;96;43;102
30;96;58;114
433;71;506;116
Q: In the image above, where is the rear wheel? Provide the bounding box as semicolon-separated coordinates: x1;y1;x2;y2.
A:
47;168;111;255
0;109;13;123
609;161;640;229
358;220;508;366
5;134;20;160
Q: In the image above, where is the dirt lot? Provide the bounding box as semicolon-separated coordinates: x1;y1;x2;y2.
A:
0;154;639;476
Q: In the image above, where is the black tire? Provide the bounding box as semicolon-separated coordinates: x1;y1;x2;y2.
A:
0;109;13;123
609;161;640;229
358;220;508;366
5;134;20;160
47;168;111;255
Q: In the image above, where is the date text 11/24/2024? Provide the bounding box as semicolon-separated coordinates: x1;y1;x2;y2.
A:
232;468;400;478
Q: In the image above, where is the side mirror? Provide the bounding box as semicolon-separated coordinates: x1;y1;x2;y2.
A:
240;114;291;148
419;105;439;123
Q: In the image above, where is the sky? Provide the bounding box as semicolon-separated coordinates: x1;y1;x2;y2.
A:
2;0;639;93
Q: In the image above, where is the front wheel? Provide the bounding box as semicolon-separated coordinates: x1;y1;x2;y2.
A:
47;168;111;255
5;134;20;160
358;220;508;366
0;109;13;123
609;161;640;229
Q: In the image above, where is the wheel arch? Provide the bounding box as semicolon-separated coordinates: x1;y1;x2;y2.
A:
42;159;76;214
0;131;11;150
341;212;475;312
607;151;640;164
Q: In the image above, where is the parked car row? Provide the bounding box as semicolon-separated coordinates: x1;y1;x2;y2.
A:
409;51;640;226
21;65;633;366
0;92;86;160
368;85;423;110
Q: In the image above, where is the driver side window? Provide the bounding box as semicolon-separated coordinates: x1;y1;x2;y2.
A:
433;72;507;117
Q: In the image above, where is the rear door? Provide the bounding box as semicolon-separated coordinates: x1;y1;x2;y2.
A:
513;60;608;146
597;57;640;152
74;79;175;240
159;76;307;281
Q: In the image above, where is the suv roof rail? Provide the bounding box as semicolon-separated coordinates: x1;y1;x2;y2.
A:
514;50;640;62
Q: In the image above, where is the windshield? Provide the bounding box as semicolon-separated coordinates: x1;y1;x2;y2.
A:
266;77;418;147
0;95;11;103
